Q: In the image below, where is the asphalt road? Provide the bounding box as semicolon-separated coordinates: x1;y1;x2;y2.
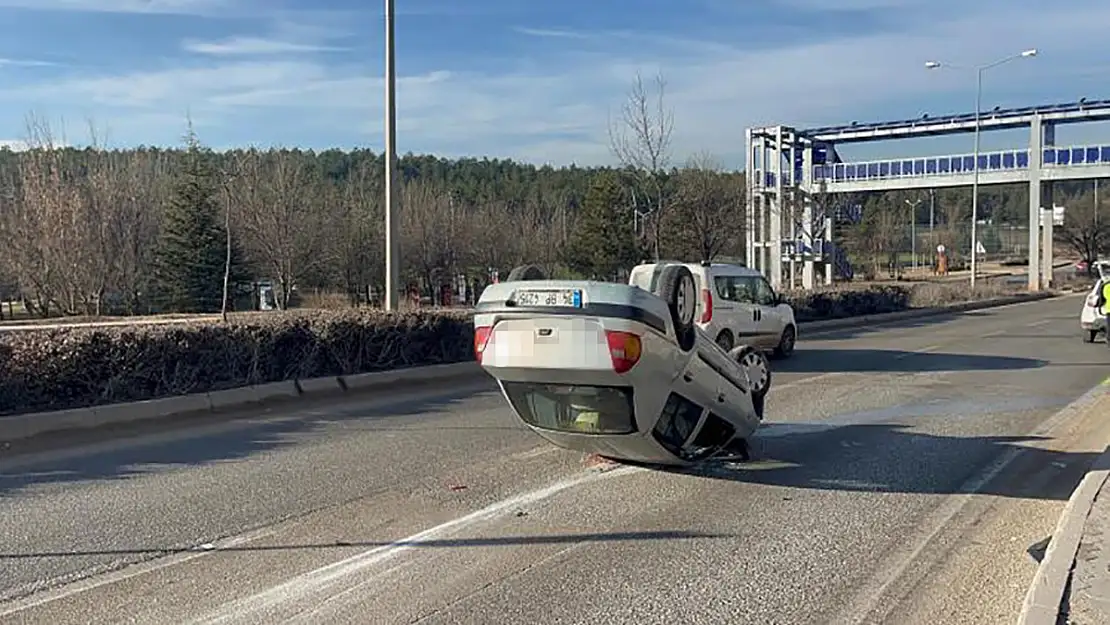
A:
1;295;1108;625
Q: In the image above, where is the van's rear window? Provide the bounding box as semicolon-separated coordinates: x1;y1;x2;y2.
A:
501;382;636;435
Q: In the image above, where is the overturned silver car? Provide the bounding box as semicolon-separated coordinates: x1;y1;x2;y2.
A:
473;264;771;466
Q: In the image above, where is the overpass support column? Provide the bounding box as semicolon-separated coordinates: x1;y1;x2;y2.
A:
1025;116;1043;293
769;127;784;290
745;128;756;269
801;142;816;290
1041;122;1056;288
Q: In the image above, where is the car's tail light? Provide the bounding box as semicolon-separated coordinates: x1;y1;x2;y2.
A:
700;288;713;323
605;330;642;373
474;325;493;361
1087;293;1100;308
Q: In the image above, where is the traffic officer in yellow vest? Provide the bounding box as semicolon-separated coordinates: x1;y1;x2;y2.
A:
1103;279;1110;346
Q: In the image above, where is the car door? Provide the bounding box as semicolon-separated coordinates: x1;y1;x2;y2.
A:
712;274;760;348
750;275;786;346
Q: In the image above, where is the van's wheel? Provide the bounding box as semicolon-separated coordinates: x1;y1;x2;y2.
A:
715;331;734;352
507;264;546;281
773;325;796;358
655;264;698;352
732;345;771;399
1084;330;1098;343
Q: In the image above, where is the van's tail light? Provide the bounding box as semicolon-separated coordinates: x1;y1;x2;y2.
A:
474;325;493;361
605;330;642;374
1087;293;1100;308
700;289;713;323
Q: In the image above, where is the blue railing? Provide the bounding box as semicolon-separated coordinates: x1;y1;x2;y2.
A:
756;144;1110;187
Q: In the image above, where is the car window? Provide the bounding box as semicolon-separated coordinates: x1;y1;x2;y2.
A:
501;382;636;434
751;276;777;306
714;276;755;303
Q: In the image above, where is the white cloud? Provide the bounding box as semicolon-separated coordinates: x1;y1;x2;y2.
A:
512;27;591;40
3;0;1110;166
183;36;346;55
0;0;235;14
0;58;57;67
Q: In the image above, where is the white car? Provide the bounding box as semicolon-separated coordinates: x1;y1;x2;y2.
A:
1081;261;1109;343
628;261;798;358
473;264;770;466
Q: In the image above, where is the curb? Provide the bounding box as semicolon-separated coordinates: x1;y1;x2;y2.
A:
1019;378;1110;625
0;361;487;444
0;292;1062;445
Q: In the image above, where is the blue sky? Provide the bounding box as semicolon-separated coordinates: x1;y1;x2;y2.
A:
0;0;1108;168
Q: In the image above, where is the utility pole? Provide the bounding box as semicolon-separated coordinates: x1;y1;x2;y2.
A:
905;197;922;270
384;0;400;310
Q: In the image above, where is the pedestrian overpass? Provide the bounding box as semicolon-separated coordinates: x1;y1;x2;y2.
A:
746;98;1110;291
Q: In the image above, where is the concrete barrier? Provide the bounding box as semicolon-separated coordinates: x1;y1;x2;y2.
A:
0;291;1062;445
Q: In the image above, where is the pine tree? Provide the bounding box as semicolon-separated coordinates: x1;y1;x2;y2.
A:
563;171;645;279
153;127;240;313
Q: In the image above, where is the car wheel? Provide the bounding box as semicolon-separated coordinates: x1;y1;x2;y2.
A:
507;264;546;281
715;331;734;352
656;264;697;352
773;325;796;359
1085;330;1097;343
734;345;771;398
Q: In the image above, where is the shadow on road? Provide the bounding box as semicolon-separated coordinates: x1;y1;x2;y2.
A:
0;530;727;561
669;422;1096;502
775;348;1047;373
0;380;507;498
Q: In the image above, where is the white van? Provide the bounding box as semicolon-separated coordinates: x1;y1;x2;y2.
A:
628;261;798;358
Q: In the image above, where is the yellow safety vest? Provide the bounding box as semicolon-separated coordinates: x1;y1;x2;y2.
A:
1103;282;1110;315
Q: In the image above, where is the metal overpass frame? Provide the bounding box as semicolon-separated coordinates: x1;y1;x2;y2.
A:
746;98;1110;291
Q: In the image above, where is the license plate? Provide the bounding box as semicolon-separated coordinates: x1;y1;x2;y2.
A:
514;289;582;308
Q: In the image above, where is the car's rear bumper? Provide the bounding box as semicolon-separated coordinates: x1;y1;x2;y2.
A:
1082;317;1106;331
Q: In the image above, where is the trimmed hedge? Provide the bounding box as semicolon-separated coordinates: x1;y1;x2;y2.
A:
0;282;1026;416
0;310;472;416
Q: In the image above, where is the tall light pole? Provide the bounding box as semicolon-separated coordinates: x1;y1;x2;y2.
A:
926;48;1036;289
384;0;400;310
905;197;921;270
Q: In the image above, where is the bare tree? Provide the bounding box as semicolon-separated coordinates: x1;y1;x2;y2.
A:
662;152;742;261
1055;189;1110;266
234;150;335;309
400;180;472;304
608;72;674;259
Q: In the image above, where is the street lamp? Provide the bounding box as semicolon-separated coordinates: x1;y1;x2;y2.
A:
384;0;400;311
926;48;1037;288
905;197;921;270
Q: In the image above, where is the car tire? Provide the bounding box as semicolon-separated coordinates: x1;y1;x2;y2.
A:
655;264;697;352
1085;330;1097;343
732;345;771;403
773;325;796;359
507;264;546;281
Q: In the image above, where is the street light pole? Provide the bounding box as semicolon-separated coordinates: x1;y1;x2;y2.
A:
925;48;1036;290
905;197;921;270
384;0;400;311
971;66;982;289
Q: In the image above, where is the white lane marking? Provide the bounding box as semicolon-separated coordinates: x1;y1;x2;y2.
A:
0;528;277;617
894;344;941;359
1027;319;1053;327
187;466;642;625
834;376;1109;624
771;372;839;392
